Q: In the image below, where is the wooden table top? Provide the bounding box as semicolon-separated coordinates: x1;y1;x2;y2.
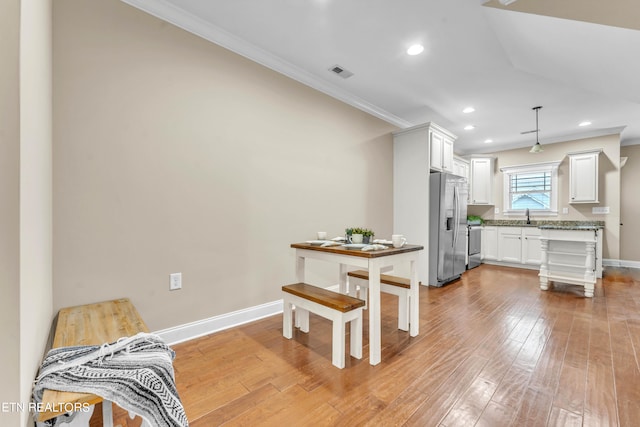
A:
291;242;424;258
39;298;148;422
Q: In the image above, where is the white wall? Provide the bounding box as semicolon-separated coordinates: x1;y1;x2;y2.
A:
0;0;22;425
19;0;54;424
620;144;640;263
0;0;53;425
53;0;396;331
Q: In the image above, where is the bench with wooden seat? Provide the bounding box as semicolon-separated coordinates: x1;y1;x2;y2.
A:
38;298;149;427
347;270;413;332
282;283;365;369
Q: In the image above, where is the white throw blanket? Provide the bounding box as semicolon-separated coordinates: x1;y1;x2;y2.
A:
33;332;188;427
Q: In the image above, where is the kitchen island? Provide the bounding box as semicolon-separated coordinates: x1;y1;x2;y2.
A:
538;224;602;297
479;220;604;297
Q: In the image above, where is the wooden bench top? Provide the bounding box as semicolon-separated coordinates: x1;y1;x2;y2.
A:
38;298;148;422
282;283;365;312
347;270;412;289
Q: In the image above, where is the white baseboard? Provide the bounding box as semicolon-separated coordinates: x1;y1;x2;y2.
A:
603;258;640;269
481;260;539;271
154;300;283;345
154;283;344;345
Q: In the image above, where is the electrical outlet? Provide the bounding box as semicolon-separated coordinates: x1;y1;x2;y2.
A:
494;207;500;214
562;207;568;214
170;272;182;291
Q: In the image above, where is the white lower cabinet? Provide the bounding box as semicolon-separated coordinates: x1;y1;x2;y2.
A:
483;226;542;268
522;228;542;264
481;226;498;261
498;227;522;263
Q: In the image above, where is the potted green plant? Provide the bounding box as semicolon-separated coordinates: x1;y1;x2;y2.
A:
347;227;375;244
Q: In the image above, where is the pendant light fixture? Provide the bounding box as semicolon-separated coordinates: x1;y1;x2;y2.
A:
529;106;543;153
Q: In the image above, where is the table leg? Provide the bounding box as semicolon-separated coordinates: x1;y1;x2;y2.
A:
339;264;348;294
296;255;305;283
294;254;308;330
409;257;419;337
368;261;382;365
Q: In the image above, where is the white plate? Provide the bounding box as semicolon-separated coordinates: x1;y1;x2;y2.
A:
342;243;367;249
306;240;329;245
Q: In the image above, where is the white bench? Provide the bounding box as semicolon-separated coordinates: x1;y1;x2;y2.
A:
282;283;365;369
347;270;413;331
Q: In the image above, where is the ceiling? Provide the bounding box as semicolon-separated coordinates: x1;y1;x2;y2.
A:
122;0;640;154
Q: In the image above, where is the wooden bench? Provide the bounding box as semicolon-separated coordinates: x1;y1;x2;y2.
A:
282;283;365;369
38;298;148;427
347;270;413;332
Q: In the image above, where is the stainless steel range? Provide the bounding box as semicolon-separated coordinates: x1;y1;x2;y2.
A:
467;225;481;269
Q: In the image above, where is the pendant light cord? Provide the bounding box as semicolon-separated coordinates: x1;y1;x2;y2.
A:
534;106;541;144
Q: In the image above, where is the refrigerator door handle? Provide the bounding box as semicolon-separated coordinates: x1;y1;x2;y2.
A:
453;185;459;249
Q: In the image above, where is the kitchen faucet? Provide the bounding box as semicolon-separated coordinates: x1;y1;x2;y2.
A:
525;208;531;225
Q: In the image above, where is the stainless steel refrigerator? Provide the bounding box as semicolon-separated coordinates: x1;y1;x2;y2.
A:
428;172;468;287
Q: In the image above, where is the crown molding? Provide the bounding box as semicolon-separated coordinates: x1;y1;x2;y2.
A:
543;126;625;145
461;126;627;155
120;0;414;129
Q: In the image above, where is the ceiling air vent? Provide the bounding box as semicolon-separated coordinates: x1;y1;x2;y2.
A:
329;64;354;79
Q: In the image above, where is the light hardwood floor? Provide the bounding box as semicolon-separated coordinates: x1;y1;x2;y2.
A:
93;264;640;426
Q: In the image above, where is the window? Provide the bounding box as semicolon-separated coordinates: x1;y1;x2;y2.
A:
510;172;551;210
500;161;561;215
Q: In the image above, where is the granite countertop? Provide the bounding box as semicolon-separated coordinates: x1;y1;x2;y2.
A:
482;219;605;230
537;224;603;231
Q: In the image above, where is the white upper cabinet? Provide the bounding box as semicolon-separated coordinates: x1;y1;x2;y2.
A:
568;149;602;203
442;137;454;173
469;157;495;205
452;156;470;180
430;131;444;171
428;123;456;173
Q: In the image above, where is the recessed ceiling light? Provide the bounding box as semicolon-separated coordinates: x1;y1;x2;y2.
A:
484;139;493;143
579;121;592;127
463;107;475;114
464;125;475;131
407;44;424;56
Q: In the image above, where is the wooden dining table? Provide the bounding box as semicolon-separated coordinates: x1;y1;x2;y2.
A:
290;242;424;365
